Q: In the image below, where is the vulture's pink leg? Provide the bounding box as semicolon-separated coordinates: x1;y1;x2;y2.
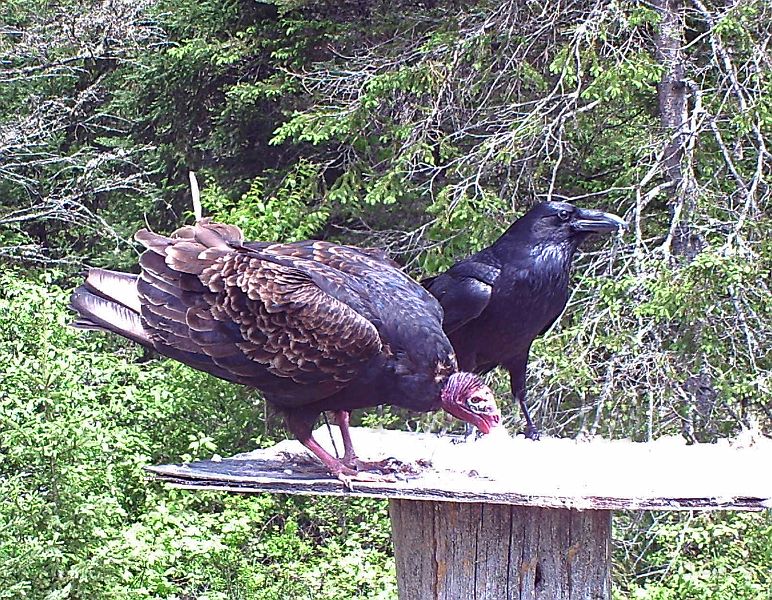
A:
285;411;393;485
332;410;358;466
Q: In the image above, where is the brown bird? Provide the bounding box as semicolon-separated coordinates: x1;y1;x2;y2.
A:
70;219;500;482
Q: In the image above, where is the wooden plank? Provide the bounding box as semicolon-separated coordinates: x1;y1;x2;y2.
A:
388;502;611;599
475;503;514;598
389;500;438;599
567;509;612;597
145;427;772;511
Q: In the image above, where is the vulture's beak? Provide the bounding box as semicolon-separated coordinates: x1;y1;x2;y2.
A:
571;208;627;234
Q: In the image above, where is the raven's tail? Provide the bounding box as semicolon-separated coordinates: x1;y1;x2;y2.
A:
420;274;437;290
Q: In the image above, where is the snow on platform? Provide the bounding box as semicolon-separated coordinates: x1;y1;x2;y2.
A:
146;426;772;511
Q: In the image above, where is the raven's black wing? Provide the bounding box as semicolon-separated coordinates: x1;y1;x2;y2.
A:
423;260;500;334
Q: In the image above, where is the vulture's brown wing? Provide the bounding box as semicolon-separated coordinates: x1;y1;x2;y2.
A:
240;240;402;274
134;221;383;401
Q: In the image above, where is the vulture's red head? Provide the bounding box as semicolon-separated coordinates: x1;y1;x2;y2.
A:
440;372;501;434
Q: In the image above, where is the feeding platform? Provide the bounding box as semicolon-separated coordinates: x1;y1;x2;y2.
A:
147;427;772;600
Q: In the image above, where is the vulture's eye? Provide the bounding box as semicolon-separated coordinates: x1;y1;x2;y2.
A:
558;209;571;221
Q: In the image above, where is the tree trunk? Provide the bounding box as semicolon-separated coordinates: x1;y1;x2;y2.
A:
654;0;689;187
389;500;611;600
653;0;701;258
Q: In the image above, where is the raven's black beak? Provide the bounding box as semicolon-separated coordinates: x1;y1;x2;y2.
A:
571;208;627;234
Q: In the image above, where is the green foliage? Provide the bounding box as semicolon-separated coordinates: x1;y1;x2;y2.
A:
2;0;771;597
0;275;395;599
529;238;770;443
614;512;772;600
203;160;330;241
421;188;511;272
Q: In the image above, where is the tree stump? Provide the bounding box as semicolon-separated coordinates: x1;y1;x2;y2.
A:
390;501;610;600
146;427;772;600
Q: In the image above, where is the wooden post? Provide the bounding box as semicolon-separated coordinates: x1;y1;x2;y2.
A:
145;428;772;599
390;500;610;600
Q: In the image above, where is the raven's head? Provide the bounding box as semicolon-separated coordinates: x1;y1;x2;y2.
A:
440;372;501;434
526;201;626;245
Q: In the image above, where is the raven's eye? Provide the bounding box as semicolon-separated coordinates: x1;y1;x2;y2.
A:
558;209;571;221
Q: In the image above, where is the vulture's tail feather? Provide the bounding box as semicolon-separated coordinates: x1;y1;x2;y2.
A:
70;285;244;384
69;284;152;348
83;268;142;312
71;221;260;385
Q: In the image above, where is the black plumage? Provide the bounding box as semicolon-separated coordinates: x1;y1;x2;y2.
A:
70;219;500;481
423;201;625;438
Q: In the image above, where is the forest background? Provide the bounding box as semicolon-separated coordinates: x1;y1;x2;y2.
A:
0;0;770;598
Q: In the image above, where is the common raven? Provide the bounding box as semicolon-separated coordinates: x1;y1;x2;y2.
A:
70;219;501;483
423;201;625;438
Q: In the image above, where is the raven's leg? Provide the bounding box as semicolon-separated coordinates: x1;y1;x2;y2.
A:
509;357;540;440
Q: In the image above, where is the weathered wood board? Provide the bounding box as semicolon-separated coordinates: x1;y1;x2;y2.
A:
146;427;772;511
390;501;612;600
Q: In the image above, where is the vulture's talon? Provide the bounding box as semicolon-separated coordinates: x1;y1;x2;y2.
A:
355;457;403;473
360;457;429;477
338;471;396;488
338;473;355;491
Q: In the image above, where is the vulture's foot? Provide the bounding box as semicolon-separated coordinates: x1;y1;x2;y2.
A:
357;457;429;477
341;454;401;473
354;457;404;473
337;470;397;490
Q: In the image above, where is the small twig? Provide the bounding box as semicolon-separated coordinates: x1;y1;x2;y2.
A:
189;171;202;222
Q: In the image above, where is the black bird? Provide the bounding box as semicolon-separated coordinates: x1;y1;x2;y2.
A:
69;219;501;482
423;201;625;439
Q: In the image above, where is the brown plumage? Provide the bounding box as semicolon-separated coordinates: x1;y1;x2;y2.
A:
70;219;501;481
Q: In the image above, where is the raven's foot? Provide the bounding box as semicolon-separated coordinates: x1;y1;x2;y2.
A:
449;424;482;444
522;424;541;440
452;432;484;444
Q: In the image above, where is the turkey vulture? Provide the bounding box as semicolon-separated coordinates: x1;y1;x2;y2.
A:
423;201;625;439
70;219;501;482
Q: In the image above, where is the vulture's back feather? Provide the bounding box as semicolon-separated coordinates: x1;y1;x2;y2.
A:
71;219;442;408
70;218;502;477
